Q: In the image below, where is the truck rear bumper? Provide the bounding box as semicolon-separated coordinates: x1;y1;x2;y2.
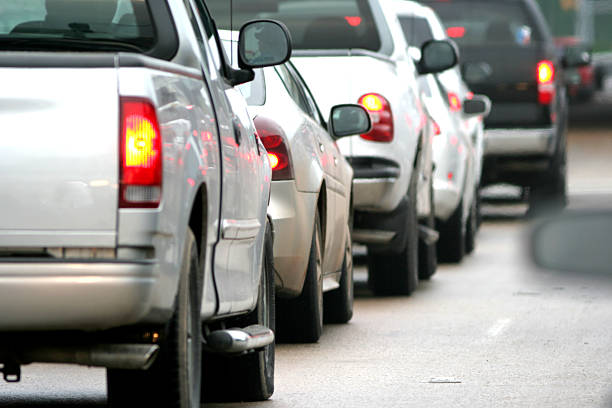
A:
0;261;156;331
484;128;555;156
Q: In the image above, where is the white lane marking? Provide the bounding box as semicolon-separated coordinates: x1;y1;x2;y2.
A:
487;318;512;338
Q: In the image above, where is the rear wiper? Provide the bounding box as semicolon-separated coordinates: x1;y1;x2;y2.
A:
0;37;145;53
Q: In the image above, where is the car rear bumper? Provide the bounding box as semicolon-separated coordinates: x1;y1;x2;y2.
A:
349;157;405;212
433;179;462;222
0;260;156;331
267;181;317;298
484;128;555;156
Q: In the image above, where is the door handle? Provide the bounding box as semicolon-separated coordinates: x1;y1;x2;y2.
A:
232;118;242;146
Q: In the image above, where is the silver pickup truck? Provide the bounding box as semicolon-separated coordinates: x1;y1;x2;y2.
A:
0;1;291;406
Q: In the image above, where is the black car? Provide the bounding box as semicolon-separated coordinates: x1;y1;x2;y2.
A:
420;0;586;211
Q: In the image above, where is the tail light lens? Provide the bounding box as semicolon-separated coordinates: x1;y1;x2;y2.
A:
432;120;441;136
448;92;462;112
254;116;293;181
120;98;162;208
358;93;394;142
537;60;555;105
447;26;466;38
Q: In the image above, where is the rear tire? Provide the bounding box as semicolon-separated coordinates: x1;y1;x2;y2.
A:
201;221;275;401
367;171;419;296
437;198;465;263
107;229;202;408
276;211;323;343
465;191;478;255
324;228;354;324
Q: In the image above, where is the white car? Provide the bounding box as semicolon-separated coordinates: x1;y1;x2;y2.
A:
208;0;459;294
392;0;490;261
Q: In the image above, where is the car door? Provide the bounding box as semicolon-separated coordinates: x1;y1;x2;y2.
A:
283;62;349;276
185;0;266;314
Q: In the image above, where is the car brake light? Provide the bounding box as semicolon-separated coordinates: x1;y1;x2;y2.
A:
358;93;393;142
537;60;555;105
254;116;293;180
120;98;162;208
432;120;441;136
446;26;465;38
344;16;362;27
448;92;461;112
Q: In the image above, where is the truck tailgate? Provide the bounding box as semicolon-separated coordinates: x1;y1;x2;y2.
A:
0;68;119;247
461;45;548;127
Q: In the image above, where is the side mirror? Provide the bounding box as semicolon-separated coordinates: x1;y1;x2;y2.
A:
562;45;592;68
238;20;292;69
329;104;372;139
463;94;491;117
418;40;459;75
530;211;612;275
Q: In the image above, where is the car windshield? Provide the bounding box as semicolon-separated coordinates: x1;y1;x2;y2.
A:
0;0;156;52
398;16;434;48
207;0;382;52
424;1;540;47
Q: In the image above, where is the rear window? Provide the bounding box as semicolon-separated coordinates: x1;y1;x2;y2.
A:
398;16;434;48
0;0;156;52
207;0;381;52
424;1;541;47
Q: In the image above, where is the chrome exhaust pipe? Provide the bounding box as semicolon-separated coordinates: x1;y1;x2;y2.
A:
206;324;274;354
21;344;159;370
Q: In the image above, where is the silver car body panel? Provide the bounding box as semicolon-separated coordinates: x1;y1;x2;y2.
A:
244;61;354;297
0;261;155;331
0;68;119;248
266;181;317;297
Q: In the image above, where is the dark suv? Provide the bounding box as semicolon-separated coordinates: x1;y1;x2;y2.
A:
421;0;582;211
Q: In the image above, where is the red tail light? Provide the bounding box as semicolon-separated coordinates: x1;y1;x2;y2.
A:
448;92;462;112
447;26;465;38
537;60;555;105
254;116;293;181
358;93;394;142
120;98;162;208
432;120;441;136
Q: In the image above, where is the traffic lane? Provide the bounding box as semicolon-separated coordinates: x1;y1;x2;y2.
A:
0;364;105;407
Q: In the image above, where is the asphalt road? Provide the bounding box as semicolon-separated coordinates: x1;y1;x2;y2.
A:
2;96;612;408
